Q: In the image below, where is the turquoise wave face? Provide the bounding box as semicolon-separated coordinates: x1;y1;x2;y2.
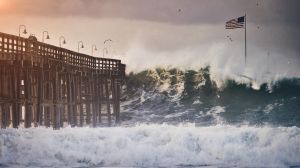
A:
121;68;300;126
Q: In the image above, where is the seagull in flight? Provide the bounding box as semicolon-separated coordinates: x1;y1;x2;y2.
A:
226;35;233;42
104;39;112;44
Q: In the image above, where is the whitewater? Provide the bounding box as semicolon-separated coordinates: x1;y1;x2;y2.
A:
1;68;300;167
1;125;300;167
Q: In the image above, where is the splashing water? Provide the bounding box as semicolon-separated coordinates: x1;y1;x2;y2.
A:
1;125;300;167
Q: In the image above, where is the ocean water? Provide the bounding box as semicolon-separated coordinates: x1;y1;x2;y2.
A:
1;68;300;167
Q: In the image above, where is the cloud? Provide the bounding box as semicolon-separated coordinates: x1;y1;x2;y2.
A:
2;0;300;25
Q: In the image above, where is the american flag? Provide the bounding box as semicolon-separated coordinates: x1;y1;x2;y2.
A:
225;16;245;29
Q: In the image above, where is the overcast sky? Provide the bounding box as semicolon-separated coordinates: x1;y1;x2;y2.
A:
0;0;299;82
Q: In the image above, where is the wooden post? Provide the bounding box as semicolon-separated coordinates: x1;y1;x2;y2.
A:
91;73;97;127
66;73;71;125
72;75;76;127
37;69;44;126
58;73;63;128
98;78;103;123
11;66;19;128
0;104;2;128
115;80;121;124
79;72;83;127
44;106;50;127
71;74;76;127
1;104;9;128
24;68;32;128
86;74;92;126
52;71;60;129
1;104;5;129
105;79;111;126
0;65;4;128
111;78;117;123
16;66;21;127
44;71;51;127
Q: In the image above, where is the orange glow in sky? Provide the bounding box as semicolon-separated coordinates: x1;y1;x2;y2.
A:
0;1;11;12
0;1;6;7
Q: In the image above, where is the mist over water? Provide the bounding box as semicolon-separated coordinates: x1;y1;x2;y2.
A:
124;39;300;86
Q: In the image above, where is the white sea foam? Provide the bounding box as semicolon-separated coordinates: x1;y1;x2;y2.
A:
164;111;189;119
1;124;300;167
205;106;226;124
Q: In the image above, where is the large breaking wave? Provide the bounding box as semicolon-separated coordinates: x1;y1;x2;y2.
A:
121;67;300;126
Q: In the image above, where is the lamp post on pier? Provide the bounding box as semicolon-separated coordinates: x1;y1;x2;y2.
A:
78;41;84;53
91;44;97;56
59;36;66;47
102;39;112;58
42;31;50;42
103;48;108;57
18;25;27;37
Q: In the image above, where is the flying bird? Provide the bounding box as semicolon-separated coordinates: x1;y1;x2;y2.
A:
104;39;112;44
257;0;263;6
226;35;233;42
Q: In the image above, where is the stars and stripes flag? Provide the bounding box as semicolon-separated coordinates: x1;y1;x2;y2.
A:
225;15;247;65
225;16;245;29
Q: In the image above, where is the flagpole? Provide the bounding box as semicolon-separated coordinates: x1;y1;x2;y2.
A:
245;13;247;66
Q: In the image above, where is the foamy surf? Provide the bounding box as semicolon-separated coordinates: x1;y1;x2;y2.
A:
1;124;300;167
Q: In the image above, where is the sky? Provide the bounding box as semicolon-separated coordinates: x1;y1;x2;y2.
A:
0;0;299;82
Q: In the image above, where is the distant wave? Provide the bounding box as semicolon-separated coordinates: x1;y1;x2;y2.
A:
1;125;300;167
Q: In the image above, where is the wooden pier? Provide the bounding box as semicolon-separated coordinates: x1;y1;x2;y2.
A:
0;32;125;129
